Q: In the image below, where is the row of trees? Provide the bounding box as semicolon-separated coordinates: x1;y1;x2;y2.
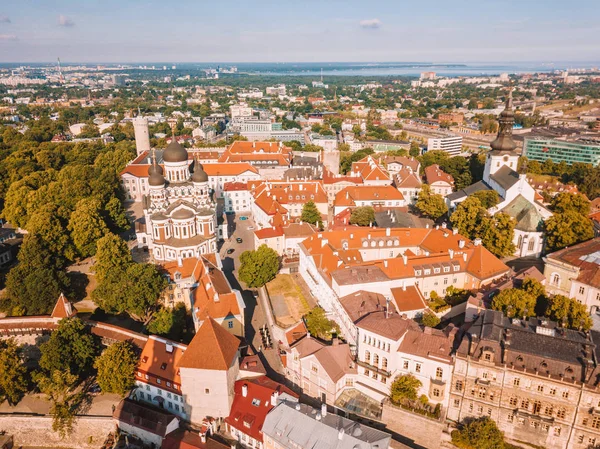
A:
0;318;138;436
491;277;593;330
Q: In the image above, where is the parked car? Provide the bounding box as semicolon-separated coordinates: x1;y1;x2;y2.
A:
227;248;235;254
236;238;243;243
240;216;248;221
247;226;255;230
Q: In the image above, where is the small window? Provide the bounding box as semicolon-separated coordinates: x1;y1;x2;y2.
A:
205;388;210;394
252;398;261;407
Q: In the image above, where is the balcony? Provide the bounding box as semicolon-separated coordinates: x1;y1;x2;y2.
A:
355;359;392;378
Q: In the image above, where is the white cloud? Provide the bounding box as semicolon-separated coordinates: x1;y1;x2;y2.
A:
0;15;10;24
0;34;17;41
58;15;75;27
359;19;382;29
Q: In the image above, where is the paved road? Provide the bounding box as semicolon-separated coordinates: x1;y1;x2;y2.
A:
218;214;284;377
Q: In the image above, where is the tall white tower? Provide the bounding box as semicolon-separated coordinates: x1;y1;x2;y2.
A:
133;114;151;155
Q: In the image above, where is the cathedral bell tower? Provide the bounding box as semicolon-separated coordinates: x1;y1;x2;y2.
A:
483;88;520;182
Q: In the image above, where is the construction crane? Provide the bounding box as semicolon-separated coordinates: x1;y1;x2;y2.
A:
57;57;64;83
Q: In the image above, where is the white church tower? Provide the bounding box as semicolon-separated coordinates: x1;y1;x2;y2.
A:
133;113;151;155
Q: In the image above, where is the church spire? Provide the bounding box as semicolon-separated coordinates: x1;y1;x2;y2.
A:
489;87;517;154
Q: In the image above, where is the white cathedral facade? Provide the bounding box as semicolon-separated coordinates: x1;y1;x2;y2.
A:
136;138;217;262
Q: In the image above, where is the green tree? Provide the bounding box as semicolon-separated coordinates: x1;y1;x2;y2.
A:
545;211;594;252
0;338;28;405
93;233;132;281
26;205;76;261
68;198;109;258
238;245;280;288
352;124;362;138
491;288;536;318
421;310;441;328
35;369;81;438
551;192;591;215
471;190;499;209
480;212;516;258
349;206;375;226
304;307;340;340
39;318;98;378
301;201;322;225
451;416;506;449
92;263;167;324
94;341;138;396
78;124;100;138
415;185;448;220
390;374;422;403
147;304;187;341
450;196;488;238
104;196;130;232
546;294;592;330
409;141;421;157
2;235;70;316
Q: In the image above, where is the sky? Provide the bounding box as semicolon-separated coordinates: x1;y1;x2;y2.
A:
0;0;599;63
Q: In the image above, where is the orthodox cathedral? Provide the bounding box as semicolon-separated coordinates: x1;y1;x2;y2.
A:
136;137;217;262
447;90;552;258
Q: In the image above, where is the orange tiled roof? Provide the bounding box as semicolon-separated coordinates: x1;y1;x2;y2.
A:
179;317;240;371
202;163;259;176
351;155;391;182
424;164;454;185
334;185;404;207
255;227;284;240
137;336;187;390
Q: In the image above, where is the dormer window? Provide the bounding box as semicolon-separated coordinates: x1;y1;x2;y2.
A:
424;269;431;275
434;267;440;274
415;270;422;276
160;363;167;370
443;266;450;273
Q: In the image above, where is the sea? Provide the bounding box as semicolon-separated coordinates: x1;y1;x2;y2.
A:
2;61;599;77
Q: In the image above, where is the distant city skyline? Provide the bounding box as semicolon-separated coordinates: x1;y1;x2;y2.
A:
0;0;599;63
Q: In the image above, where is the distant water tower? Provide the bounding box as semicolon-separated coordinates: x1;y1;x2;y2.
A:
133;114;151;156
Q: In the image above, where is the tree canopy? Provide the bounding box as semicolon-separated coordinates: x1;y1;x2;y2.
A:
0;338;28;405
92;262;167;324
304;307;340;340
349;206;376;226
546;294;593;331
93;233;133;281
551;192;591;215
301;201;322;226
147;304;187;341
545;211;594;252
39;318;98;378
421;310;441;328
491;288;537;319
415;185;448;220
451;417;506;449
94;341;138;396
390;374;422;403
238;244;280;288
1;235;70;316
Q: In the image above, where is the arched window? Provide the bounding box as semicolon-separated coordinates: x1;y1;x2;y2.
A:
517;235;523;249
552;273;561;286
364;351;370;364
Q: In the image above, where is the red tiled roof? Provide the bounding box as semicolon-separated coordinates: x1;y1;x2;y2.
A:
255;227;284;240
137;336;187;392
335;185;404;207
390;286;427;312
51;293;76;319
225;377;298;442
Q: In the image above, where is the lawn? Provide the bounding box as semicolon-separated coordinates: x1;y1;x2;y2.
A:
266;274;310;327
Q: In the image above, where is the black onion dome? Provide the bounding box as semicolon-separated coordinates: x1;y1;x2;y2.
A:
148;163;165;186
163;138;188;163
191;160;209;183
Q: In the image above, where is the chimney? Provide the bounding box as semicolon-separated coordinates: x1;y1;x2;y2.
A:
177;257;183;267
338;429;345;441
271;391;279;406
473;238;482;246
384;260;388;268
295;402;301;411
463;253;467;262
453;228;458;235
424;250;430;257
316;413;322;421
321;403;328;417
449;249;454;259
242;384;248;397
200;434;206;444
402;253;408;265
386;227;391;236
458;239;465;249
